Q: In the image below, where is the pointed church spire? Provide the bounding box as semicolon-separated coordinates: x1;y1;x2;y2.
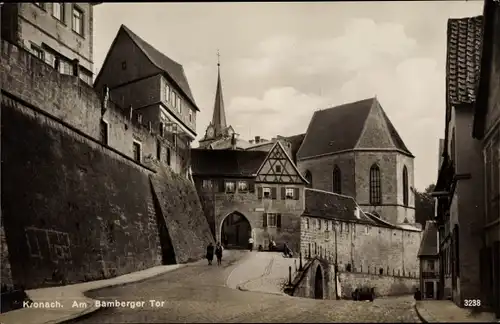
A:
211;49;227;137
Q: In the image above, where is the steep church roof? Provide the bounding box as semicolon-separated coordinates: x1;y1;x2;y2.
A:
446;16;483;106
190;149;268;177
120;25;199;111
211;59;227;138
418;221;438;257
297;98;412;160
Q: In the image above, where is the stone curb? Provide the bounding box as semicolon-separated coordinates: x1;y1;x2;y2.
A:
33;264;189;324
414;302;430;323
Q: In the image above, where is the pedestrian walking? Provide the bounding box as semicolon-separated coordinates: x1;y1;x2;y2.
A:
206;242;214;265
215;242;223;266
248;237;254;251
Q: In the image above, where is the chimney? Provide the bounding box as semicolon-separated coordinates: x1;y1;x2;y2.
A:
249;140;254;144
255;136;260;143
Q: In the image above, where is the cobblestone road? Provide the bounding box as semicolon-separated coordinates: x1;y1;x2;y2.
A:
73;251;420;323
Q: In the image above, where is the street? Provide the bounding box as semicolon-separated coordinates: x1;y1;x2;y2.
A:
72;251;421;323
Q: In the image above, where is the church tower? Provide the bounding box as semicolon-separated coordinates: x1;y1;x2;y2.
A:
199;51;238;149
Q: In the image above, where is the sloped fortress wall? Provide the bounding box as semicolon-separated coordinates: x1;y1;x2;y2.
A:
1;39;213;289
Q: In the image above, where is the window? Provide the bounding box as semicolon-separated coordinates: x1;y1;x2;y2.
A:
403;166;409;206
332;165;342;194
31;44;44;60
202;180;212;189
72;6;84;36
166;147;171;166
172;92;177;108
100;120;108;145
369;164;382;205
159;122;164;137
267;213;277;227
275;165;282;173
263;187;271;199
484;130;500;223
52;3;64;21
326;221;329;231
285;188;294;199
427;260;435;271
238;181;248;192
61;59;72;75
305;218;310;229
121;61;127;70
317;219;321;230
177;97;182;113
189;110;193;123
305;170;312;188
164;84;171;102
132;142;141;162
225;181;236;193
156;139;162;161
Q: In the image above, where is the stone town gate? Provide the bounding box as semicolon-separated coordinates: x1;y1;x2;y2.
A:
217;211;253;249
285;257;335;300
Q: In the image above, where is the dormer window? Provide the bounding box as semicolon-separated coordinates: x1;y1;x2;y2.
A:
172;92;177;108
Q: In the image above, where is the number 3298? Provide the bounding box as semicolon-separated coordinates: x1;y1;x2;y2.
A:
464;299;481;307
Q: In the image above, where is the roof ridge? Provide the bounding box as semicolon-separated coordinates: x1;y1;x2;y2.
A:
321;97;376;112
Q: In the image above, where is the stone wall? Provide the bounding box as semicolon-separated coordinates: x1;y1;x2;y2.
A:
300;216;422;279
195;180;304;252
338;271;418;298
287;257;335;300
1;39;213;289
0;39;186;175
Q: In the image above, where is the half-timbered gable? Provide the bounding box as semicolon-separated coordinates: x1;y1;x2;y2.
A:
256;141;309;185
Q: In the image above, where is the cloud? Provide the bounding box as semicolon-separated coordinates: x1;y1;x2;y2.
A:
234;18;418;78
228;87;328;139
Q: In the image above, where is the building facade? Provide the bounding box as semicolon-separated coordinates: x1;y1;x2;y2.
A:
293;97;416;226
418;221;440;299
191;141;308;252
471;0;500;317
1;2;99;85
300;188;422;279
93;25;199;175
434;15;486;308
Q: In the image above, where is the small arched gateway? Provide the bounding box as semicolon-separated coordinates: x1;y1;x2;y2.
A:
314;265;324;299
220;211;251;249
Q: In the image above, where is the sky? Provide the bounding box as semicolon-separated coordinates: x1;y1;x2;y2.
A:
93;1;483;191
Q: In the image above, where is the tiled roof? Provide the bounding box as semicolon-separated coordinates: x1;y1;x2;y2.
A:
303;189;376;225
121;25;199;111
418;221;438;257
297;98;411;160
446;16;484;106
190;149;267;177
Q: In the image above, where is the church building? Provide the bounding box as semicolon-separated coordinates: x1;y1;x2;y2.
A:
293;98;416;226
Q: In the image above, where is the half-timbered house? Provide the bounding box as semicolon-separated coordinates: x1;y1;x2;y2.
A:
191;141;308;252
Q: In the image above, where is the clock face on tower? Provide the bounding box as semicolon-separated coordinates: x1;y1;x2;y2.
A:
206;126;214;138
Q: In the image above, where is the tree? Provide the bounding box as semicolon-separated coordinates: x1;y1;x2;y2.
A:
413;184;436;228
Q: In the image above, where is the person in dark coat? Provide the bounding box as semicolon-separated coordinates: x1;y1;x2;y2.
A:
215;242;223;266
206;242;214;265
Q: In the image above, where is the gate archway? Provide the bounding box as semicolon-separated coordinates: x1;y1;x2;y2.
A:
220;211;251;249
314;265;324;299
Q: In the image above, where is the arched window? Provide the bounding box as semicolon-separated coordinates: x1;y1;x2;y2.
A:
305;170;312;188
332;165;341;194
369;164;381;205
403;166;409;206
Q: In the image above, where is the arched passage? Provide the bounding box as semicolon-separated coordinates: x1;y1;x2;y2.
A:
314;265;324;299
220;211;252;249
